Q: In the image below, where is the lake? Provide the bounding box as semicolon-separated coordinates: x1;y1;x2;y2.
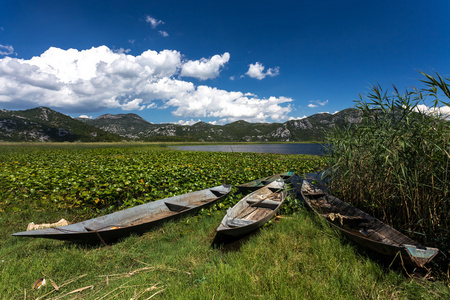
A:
171;143;325;155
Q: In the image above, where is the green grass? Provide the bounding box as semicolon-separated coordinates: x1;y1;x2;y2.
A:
1;207;449;299
0;143;449;299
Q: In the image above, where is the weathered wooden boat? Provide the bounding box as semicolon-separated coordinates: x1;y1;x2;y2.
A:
216;180;286;238
300;180;439;268
236;171;294;194
12;184;232;243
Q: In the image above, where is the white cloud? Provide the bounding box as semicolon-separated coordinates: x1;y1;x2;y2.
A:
0;44;15;56
175;119;202;125
289;115;307;120
180;53;230;80
308;99;328;108
246;62;279;80
415;104;450;118
113;48;131;54
166;85;292;123
146;16;164;28
159;30;169;37
78;115;92;119
0;46;293;123
122;98;145;111
0;46;184;111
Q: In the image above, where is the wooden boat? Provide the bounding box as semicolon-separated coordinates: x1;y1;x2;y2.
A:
12;184;232;243
216;180;286;238
300;180;439;268
236;171;294;194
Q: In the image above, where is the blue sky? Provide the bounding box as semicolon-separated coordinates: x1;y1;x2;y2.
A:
1;0;450;124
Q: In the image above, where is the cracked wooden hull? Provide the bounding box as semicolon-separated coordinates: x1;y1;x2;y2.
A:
12;184;232;243
300;180;439;268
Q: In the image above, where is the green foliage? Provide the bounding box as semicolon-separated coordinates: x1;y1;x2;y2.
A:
0;143;448;298
0;144;324;215
326;71;450;253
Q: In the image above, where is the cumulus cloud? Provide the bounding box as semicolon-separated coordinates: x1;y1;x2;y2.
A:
246;62;279;80
180;53;230;80
0;44;15;56
0;46;292;123
166;85;292;123
122;98;145;111
415;104;450;118
146;16;164;28
307;100;328;108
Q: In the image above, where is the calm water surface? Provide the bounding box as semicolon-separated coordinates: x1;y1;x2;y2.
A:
171;143;325;155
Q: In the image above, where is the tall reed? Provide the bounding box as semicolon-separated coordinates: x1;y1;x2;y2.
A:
326;71;449;250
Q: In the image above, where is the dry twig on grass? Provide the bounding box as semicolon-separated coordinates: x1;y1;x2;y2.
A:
52;285;93;300
129;283;162;300
36;274;87;300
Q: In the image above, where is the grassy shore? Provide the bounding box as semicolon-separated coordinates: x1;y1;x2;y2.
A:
1;205;449;299
0;144;449;299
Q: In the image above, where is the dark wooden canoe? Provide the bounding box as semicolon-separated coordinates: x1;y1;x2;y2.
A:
12;184;232;243
300;180;439;268
236;171;294;194
216;180;286;238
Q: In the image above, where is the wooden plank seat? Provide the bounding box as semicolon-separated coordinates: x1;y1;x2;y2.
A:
245;199;280;209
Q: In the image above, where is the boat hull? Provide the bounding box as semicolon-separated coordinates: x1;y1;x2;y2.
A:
300;180;439;268
12;185;232;243
236;171;294;194
217;180;286;238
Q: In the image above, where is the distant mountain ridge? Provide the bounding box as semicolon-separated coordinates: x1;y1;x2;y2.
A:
0;107;362;142
0;107;122;142
78;108;362;142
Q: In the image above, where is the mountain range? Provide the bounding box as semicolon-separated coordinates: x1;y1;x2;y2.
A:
0;107;362;142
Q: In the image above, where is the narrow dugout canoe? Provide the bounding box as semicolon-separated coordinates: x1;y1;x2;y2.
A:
300;180;439;268
236;171;294;194
216;180;286;238
12;184;232;243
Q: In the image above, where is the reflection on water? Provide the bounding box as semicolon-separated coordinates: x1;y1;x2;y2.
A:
172;143;325;155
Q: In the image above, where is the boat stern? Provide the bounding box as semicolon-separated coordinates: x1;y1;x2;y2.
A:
402;244;440;268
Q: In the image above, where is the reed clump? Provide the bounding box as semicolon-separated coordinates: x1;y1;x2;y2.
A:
326;71;449;252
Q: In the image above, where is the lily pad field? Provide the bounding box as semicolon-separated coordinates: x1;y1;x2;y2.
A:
0;143;449;299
